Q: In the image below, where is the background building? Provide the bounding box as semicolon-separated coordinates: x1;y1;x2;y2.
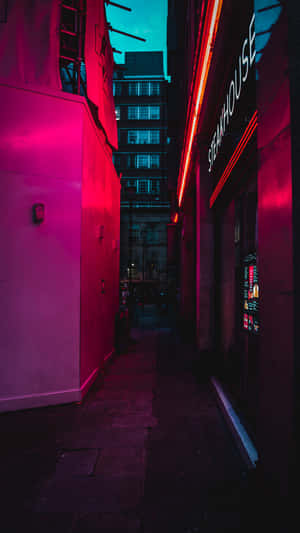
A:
113;52;169;288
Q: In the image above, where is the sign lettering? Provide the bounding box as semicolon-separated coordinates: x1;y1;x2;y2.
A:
208;13;256;173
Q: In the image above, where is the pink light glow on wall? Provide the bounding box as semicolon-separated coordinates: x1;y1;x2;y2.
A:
260;168;291;211
0;82;119;412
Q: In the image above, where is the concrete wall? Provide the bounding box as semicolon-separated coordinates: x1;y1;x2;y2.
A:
219;199;236;357
80;108;120;390
256;9;294;498
180;192;196;333
0;83;82;411
195;153;214;353
0;82;120;411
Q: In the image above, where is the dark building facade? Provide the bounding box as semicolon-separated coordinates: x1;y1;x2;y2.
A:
168;0;299;514
113;52;169;286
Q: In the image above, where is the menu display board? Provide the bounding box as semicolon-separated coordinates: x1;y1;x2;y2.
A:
243;253;259;334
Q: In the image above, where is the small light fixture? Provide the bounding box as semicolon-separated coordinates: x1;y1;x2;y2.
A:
32;203;45;224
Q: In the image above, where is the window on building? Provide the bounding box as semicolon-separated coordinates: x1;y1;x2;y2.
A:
149;82;160;96
150;154;160;168
139;130;149;144
149;106;160;119
134;154;160;169
150;130;160;143
130;224;140;242
113;153;121;169
139;106;149;120
126;179;137;190
128;130;138;144
127;82;160;96
139;81;149;95
127;154;135;168
151;179;160;193
124;178;162;195
127;130;160;144
127;106;160;120
128;82;138;96
136;154;149;168
115;106;121;120
138;180;149;193
113;82;122;96
146;225;155;243
128;106;139;119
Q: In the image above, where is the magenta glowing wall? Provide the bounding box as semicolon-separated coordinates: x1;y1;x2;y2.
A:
80;107;120;390
256;9;294;497
0;82;120;412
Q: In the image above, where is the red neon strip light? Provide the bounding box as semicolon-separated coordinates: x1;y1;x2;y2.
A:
209;111;258;208
210;117;257;201
210;116;258;206
219;112;257;180
177;0;223;208
209;119;257;207
221;118;257;182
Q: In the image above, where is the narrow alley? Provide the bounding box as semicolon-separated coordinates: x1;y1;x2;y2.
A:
2;306;259;533
0;3;299;531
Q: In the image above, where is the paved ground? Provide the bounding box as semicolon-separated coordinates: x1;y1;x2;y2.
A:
1;306;259;532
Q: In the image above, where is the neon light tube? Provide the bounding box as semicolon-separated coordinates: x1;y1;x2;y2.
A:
177;0;223;207
209;125;256;203
209;120;257;207
211;114;258;195
209;112;258;207
212;115;257;194
223;120;257;177
212;118;257;195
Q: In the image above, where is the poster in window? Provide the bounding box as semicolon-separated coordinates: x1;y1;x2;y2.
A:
243;252;259;334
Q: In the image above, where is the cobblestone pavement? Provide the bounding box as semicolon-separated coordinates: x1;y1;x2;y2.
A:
1;306;259;532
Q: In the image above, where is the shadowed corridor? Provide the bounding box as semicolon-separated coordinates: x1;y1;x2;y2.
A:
1;305;262;532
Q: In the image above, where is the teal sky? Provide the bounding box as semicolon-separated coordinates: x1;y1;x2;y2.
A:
105;0;168;76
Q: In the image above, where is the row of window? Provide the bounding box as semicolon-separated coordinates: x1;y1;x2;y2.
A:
127;130;160;144
113;81;161;97
114;153;161;169
128;224;161;243
124;178;160;194
115;105;160;121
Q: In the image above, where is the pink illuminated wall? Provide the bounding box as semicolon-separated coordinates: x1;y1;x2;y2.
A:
0;84;82;410
0;82;120;412
80;108;120;389
256;10;294;497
